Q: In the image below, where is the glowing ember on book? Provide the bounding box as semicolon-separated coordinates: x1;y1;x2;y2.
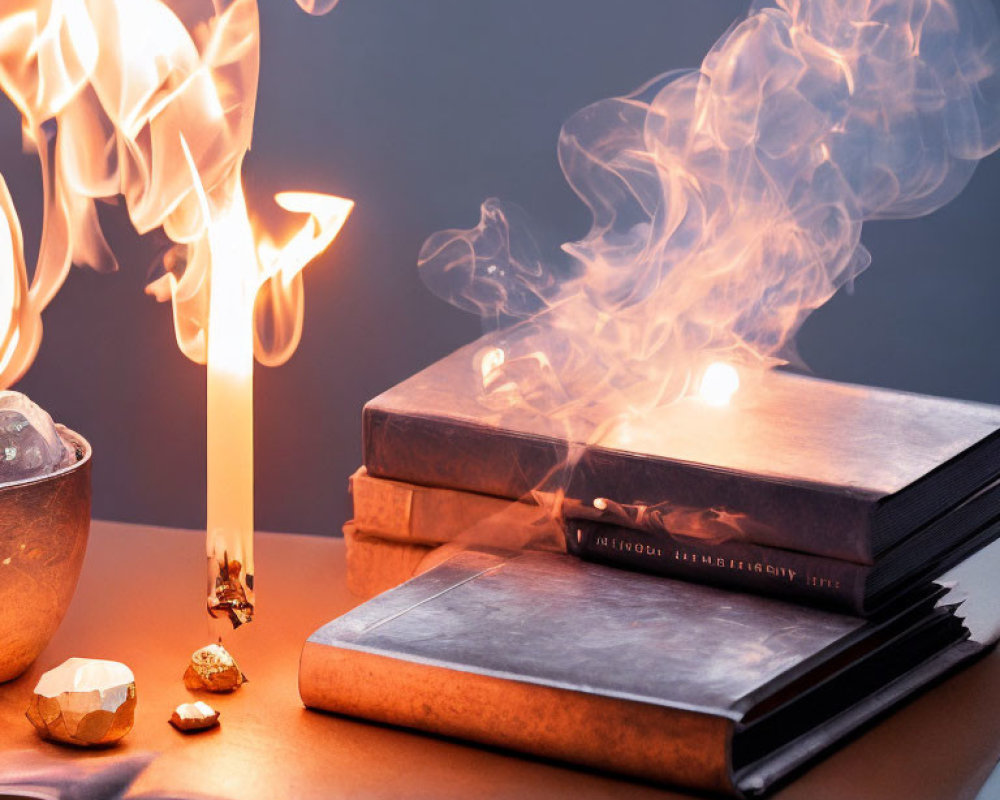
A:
699;364;740;408
0;0;352;627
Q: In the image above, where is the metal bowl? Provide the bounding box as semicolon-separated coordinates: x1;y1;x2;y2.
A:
0;430;91;683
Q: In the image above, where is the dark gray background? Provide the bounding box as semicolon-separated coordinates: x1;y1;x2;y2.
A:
1;0;998;535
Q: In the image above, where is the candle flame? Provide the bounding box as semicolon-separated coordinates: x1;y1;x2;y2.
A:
0;0;353;627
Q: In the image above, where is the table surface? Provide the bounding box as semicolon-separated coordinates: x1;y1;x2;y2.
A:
0;520;998;800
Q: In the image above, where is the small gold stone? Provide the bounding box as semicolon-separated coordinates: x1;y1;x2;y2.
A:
169;701;220;733
182;643;246;693
26;658;136;747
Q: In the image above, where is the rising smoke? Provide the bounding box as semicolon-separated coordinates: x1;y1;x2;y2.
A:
419;0;1000;418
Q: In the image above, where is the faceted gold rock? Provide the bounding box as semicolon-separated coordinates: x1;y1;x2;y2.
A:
25;658;136;746
183;643;246;693
169;700;220;733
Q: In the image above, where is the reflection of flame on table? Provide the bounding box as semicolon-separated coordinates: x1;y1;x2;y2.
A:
0;0;353;628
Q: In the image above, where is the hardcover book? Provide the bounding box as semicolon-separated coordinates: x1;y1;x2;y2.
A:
349;467;563;551
363;329;1000;563
300;544;1000;797
567;515;1000;614
349;469;1000;613
567;473;1000;613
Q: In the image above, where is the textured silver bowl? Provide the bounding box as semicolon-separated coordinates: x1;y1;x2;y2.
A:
0;430;91;683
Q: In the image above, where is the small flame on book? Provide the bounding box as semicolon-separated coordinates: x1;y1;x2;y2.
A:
699;363;740;408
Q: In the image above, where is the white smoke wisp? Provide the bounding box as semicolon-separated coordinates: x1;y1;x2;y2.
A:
419;0;1000;424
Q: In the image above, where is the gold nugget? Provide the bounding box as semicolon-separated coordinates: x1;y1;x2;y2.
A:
183;643;246;692
26;658;136;746
169;701;220;732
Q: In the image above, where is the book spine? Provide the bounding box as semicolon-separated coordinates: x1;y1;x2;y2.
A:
350;468;563;550
342;524;433;601
566;520;870;613
363;406;878;563
363;406;570;500
350;469;418;538
299;643;737;796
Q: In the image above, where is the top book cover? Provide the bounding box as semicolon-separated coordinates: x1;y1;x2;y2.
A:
363;327;1000;563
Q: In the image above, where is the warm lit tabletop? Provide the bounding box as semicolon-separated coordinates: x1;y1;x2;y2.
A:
0;520;998;799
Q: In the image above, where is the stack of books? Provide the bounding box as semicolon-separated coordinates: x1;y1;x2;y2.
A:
303;328;1000;796
348;331;1000;612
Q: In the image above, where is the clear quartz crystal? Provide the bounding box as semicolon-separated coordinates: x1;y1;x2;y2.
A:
0;391;71;482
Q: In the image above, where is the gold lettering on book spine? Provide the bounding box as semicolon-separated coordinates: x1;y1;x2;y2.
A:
589;536;841;590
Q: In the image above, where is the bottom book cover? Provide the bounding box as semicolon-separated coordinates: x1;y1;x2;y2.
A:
299;542;1000;797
